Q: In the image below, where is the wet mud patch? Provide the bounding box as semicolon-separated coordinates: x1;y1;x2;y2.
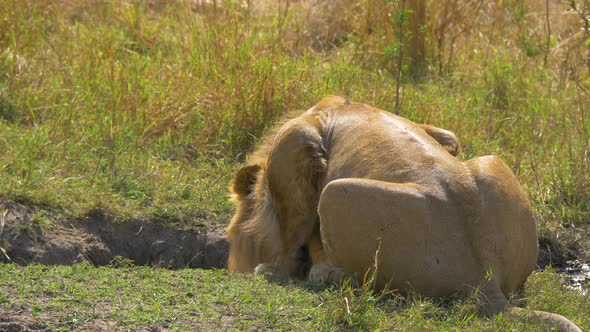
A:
537;231;590;295
556;260;590;296
0;199;228;269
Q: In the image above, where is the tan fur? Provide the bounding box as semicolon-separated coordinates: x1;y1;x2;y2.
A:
226;96;580;331
227;96;463;275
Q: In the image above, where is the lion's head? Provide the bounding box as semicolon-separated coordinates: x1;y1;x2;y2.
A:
227;163;278;273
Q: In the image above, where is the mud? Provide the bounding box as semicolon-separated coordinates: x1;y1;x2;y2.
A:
0;199;228;269
538;232;590;295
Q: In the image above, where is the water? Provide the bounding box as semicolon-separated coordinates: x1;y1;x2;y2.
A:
557;260;590;296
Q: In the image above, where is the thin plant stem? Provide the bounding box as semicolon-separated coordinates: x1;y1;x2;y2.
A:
395;0;407;115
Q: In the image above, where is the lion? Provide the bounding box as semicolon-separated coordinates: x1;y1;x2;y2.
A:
226;96;581;331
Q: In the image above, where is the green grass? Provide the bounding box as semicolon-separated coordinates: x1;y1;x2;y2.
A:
0;263;588;331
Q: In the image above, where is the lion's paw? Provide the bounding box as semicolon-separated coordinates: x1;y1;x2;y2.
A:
254;263;274;275
308;263;350;285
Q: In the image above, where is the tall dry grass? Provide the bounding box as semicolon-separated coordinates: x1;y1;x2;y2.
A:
0;0;588;231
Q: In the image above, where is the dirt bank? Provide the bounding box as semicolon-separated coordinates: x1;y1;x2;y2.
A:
0;199;228;269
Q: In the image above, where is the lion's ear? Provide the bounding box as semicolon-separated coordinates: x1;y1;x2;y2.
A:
420;124;461;156
232;164;262;197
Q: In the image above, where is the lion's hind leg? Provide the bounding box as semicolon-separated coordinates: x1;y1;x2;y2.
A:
316;178;471;292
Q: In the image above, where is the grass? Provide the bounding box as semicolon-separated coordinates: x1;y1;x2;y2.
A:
0;262;588;331
0;0;588;229
1;0;589;330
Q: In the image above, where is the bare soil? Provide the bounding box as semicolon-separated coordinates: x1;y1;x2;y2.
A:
0;309;52;332
0;198;228;269
0;306;162;332
4;197;589;272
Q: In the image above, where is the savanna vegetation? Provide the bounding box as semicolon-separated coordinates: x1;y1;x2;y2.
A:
1;0;589;330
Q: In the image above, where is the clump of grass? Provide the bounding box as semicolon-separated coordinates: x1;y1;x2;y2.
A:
524;267;590;328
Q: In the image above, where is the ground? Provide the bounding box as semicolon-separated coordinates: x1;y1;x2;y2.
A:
1;262;589;331
1;198;589;331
